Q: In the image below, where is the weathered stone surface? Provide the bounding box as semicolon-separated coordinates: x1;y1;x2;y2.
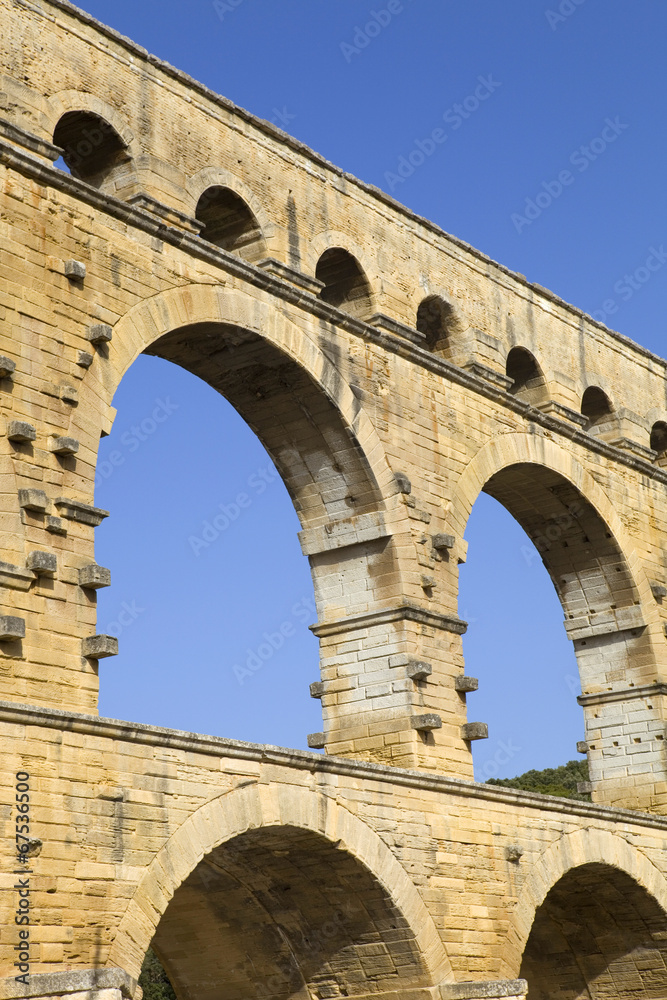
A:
432;533;456;551
407;660;433;681
64;258;86;280
306;731;326;748
54;497;109;526
455;675;479;693
7;421;36;442
2;4;667;995
17;489;48;512
439;982;527;999
60;384;78;404
461;722;489;741
79;564;111;589
82;634;119;658
26;550;57;577
0;615;25;639
87;323;113;345
45;515;67;535
412;713;442;731
50;435;79;455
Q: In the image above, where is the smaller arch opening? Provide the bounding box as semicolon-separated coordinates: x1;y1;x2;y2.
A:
650;421;667;457
581;386;613;428
416;295;456;352
53;111;129;185
506;347;548;403
195;186;266;262
316;248;373;320
521;863;667;998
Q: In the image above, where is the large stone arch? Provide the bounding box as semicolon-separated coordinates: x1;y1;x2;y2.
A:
81;282;418;759
449;430;659;632
108;781;453;991
449;431;665;806
501;829;667;996
501;827;667;977
85;282;398;515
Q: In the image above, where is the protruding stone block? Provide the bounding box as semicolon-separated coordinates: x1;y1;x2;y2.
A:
0;356;16;378
77;350;94;368
462;722;488;741
577;781;593;794
51;436;80;456
0;615;25;640
439;981;527;1000
412;713;442;732
7;421;36;442
82;634;118;658
26;550;57;577
455;675;479;693
307;732;325;748
577;740;589;754
421;574;436;590
651;581;667;600
46;515;67;536
79;564;111;589
394;472;411;494
309;681;324;699
60;384;78;404
407;660;432;681
18;489;48;512
0;561;35;590
87;323;113;345
55;497;109;526
505;844;523;862
64;259;86;280
433;533;456;551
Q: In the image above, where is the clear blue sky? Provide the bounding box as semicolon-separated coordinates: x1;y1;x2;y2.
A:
68;0;667;779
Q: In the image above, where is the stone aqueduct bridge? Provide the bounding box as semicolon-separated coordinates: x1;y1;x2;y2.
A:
3;2;667;998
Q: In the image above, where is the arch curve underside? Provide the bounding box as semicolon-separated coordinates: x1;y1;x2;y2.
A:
481;462;653;691
150;825;433;1000
521;863;667;999
144;321;382;528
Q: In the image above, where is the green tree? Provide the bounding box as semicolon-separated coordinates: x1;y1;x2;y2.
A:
139;948;176;1000
486;759;591;800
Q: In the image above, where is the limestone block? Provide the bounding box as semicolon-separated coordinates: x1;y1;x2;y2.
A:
64;259;86;280
433;533;456;551
18;488;49;512
79;564;111;589
462;722;488;741
0;355;16;378
406;660;432;681
82;634;119;658
46;515;67;535
0;615;25;639
50;436;80;455
60;384;79;404
87;323;113;345
412;714;442;731
7;421;36;442
455;675;479;693
26;550;57;577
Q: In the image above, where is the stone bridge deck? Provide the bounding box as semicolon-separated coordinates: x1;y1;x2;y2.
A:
3;700;667;1000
